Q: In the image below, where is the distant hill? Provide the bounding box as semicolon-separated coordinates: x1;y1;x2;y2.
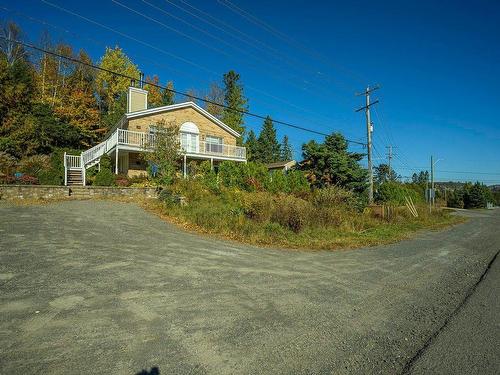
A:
434;181;467;190
489;184;500;191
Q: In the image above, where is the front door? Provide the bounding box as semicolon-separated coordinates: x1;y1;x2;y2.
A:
181;132;199;153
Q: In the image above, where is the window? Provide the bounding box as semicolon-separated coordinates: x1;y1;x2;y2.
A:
205;136;223;154
180;122;199;153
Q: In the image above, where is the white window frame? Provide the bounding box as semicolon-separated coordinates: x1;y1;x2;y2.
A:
205;135;223;154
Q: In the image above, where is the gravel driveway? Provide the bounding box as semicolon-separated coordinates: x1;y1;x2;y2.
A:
0;201;498;374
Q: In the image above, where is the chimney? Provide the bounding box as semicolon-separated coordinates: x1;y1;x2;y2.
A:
127;72;148;113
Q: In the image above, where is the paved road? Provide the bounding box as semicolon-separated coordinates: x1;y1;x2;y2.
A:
0;201;498;374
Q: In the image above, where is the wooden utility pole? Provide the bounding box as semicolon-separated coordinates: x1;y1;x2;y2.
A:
430;155;434;212
386;145;394;180
356;85;380;204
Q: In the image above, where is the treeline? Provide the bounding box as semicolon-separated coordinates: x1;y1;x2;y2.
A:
446;182;495;209
0;21;292;165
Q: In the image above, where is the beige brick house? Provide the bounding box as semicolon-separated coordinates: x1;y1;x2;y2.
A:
64;84;246;185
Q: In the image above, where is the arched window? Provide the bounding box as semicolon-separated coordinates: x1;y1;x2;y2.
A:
180;122;199;153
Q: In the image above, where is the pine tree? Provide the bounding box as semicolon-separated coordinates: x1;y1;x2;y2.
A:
301;132;367;192
280;135;293;161
162;81;175;105
245;129;258;161
221;70;247;143
256;116;281;163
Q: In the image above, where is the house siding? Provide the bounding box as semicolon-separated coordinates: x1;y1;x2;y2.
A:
125;107;237;146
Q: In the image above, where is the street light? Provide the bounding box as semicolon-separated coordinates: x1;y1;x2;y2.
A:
430;157;444;211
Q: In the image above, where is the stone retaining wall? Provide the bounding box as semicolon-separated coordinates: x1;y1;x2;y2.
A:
0;185;158;201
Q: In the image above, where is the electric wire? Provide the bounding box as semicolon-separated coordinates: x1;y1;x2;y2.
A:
0;36;365;144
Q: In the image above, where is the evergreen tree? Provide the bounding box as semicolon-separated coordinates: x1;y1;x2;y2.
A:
245;129;258;161
301;132;367;192
374;163;399;184
280;135;293;161
256;116;281;163
411;171;429;184
162;81;175;105
94;154;116;186
221;70;247;143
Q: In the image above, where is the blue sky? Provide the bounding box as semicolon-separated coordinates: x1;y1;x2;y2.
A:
3;0;500;184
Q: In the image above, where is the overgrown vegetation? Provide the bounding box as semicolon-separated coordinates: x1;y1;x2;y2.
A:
93;154;116;186
143;158;461;250
446;182;494;209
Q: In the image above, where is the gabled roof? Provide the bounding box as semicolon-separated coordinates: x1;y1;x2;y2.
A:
267;160;297;169
124;101;241;138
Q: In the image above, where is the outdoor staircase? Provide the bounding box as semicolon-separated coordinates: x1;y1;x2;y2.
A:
64;129;120;186
64;127;246;186
67;170;84;186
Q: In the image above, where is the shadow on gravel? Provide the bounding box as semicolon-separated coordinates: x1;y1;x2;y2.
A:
135;367;159;375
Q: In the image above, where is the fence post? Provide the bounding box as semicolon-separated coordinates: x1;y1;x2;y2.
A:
81;154;86;186
63;152;67;186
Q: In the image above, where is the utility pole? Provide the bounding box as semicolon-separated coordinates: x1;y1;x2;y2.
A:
386;145;394;180
430;155;434;212
356;85;380;204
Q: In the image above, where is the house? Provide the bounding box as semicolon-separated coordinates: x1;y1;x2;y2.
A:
64;82;247;185
266;160;297;172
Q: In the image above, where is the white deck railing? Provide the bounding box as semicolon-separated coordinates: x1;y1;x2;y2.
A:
65;154;81;169
117;129;246;159
197;141;246;159
117;129;155;149
65;128;246;185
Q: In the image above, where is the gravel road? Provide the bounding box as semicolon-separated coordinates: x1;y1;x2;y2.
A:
0;201;498;374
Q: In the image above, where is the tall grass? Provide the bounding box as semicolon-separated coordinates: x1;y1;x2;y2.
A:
144;180;463;250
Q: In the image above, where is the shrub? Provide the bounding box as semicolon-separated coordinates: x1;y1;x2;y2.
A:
37;148;81;185
446;182;493;209
0;175;16;184
143;120;180;186
158;188;186;205
446;189;464;208
265;171;289;193
94;155;116;186
463;182;493;208
0;152;17;177
198;160;219;193
271;194;311;233
313;185;355;207
375;182;419;205
286;170;310;194
115;174;131;187
18;155;50;176
243;192;274;222
218;161;268;191
17;174;39;185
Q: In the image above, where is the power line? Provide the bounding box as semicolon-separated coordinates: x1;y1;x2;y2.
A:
35;0;357;131
170;0;356;95
111;0;353;107
1;36;365;145
40;0;215;75
392;166;500;175
216;0;366;87
0;5;204;82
